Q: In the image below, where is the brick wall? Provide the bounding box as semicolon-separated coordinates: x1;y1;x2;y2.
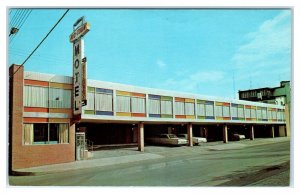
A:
9;64;75;170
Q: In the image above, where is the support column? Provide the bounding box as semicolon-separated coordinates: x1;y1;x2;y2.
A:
223;125;228;143
270;125;275;138
250;125;255;140
138;122;144;152
187;123;193;147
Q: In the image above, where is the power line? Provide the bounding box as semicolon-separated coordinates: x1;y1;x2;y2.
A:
9;10;32;44
10;9;25;28
10;9;70;79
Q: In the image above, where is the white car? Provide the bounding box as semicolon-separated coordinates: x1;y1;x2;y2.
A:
146;134;188;146
177;134;207;145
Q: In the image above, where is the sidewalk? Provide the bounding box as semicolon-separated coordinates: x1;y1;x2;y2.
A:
13;137;290;175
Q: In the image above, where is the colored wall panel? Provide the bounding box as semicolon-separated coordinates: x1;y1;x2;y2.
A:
238;104;244;108
161;96;173;101
245;105;251;109
49;108;72;114
49;82;72;90
161;114;173;118
216;117;223;120
223;103;230;107
185;98;194;103
116;90;131;96
215;102;223;106
223;117;231;120
97;88;113;94
175;97;185;102
232;117;239;120
23;117;48;123
148;94;160;100
84;110;95;115
24;79;49;87
205;101;214;105
205;116;215;120
231;104;238;107
197;100;205;104
24;107;48;113
87;86;95;93
49;118;70;123
132;113;146;117
96;111;114;116
116;112;131;116
246;118;252;121
131;92;146;98
186;115;195;119
198;116;205;119
149;114;161;118
175;115;186;119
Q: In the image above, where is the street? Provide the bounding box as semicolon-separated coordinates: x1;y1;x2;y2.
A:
9;138;290;186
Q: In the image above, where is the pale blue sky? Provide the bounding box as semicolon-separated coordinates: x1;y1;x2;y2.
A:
8;9;291;98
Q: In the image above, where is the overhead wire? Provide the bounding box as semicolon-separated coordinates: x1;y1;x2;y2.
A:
10;9;70;79
9;9;32;44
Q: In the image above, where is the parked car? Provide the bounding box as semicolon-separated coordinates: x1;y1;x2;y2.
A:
146;134;188;146
230;133;246;141
177;134;207;145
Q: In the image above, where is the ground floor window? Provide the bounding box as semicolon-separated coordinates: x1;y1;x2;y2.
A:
23;123;69;145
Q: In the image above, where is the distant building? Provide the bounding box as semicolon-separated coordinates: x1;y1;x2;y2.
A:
238;81;291;137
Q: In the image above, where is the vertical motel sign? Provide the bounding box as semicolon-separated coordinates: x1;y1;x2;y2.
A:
70;17;90;116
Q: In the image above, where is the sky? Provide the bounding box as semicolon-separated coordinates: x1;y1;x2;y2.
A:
8;8;292;99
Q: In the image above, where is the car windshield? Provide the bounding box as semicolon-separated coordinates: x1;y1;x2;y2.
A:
168;134;177;138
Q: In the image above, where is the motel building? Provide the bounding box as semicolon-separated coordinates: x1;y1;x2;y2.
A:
8;18;289;171
8;64;289;170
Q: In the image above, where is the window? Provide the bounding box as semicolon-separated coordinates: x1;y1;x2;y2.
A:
116;95;130;112
185;102;195;115
197;103;205;116
223;106;230;117
175;101;185;115
24;85;48;107
149;98;161;114
49;88;71;108
23;123;69;145
131;97;146;113
96;93;113;111
215;106;223;117
205;104;214;117
161;100;172;115
231;106;237;118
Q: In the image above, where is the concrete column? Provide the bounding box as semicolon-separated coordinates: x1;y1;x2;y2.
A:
223;125;228;143
187;123;193;147
250;125;255;140
270;125;275;138
138;122;144;152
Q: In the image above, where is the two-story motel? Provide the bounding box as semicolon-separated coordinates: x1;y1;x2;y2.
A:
9;64;289;170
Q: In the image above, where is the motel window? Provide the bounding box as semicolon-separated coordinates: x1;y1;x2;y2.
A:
116;95;131;112
223;106;230;117
175;101;185;115
131;97;146;113
267;110;272;119
96;93;113;112
251;108;256;119
24;85;48;107
161;100;172;115
272;110;277;120
257;109;262;119
215;106;223;117
149;98;161;114
238;107;244;118
245;108;251;118
85;92;95;110
23;123;69;145
205;104;214;117
231;106;237;118
197;103;205;116
49;88;71;108
185;102;195;116
277;111;281;120
262;108;267;119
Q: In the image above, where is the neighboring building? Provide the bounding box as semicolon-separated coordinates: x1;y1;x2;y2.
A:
9;64;287;171
238;81;291;137
238;81;291;106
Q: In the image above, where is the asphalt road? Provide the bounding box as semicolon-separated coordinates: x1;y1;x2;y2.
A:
9;139;290;186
